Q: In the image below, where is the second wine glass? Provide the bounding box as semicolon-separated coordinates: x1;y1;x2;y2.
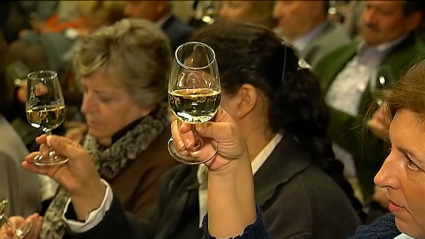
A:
0;193;32;238
168;42;221;165
25;71;69;166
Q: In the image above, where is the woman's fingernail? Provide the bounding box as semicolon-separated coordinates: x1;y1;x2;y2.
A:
178;142;185;150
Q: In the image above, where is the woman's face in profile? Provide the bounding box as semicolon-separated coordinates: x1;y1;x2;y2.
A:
374;109;425;238
80;70;145;145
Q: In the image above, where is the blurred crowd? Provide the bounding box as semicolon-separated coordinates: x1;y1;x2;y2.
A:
0;1;424;239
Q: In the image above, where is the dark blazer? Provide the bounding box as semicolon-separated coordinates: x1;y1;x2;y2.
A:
314;33;425;199
67;135;361;239
203;212;399;239
161;15;194;52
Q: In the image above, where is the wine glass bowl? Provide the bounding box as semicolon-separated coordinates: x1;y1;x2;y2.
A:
26;71;68;166
168;42;221;164
0;197;32;238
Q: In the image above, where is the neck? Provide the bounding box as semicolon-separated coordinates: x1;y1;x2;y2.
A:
287;18;327;42
243;122;275;162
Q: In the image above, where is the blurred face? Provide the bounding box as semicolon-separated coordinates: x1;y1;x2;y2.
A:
80;70;146;146
374;109;425;238
361;1;419;46
273;1;325;40
124;1;164;21
218;1;256;23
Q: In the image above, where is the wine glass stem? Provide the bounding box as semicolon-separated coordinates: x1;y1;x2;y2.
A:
45;130;53;152
191;126;203;152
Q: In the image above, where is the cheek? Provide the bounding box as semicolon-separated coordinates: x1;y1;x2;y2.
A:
404;178;425;222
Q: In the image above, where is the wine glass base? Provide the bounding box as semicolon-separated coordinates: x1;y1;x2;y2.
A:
13;220;32;239
33;154;69;166
167;138;217;165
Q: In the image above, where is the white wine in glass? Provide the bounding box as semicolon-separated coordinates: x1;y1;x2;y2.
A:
25;71;68;166
0;197;32;238
168;42;221;164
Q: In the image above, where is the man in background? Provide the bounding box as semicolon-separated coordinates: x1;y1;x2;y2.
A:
124;0;194;52
273;0;350;68
315;1;425;200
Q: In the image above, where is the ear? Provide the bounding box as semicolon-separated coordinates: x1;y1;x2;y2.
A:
404;11;422;32
237;84;258;118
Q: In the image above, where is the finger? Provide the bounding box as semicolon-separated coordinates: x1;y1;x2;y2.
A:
22;160;50;175
35;134;47;145
171;121;185;150
47;135;84;159
39;144;50;159
210;107;234;123
195;121;236;142
180;124;196;148
26;216;42;239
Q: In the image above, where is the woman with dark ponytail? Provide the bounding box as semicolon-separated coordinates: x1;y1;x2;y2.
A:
188;22;365;238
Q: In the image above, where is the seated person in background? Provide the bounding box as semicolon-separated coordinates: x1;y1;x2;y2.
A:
314;0;425;201
0;35;41;218
217;1;275;28
273;0;351;68
7;18;178;239
19;1;82;37
124;0;194;52
19;22;363;239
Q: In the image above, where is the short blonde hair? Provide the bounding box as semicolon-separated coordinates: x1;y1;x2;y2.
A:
73;18;172;108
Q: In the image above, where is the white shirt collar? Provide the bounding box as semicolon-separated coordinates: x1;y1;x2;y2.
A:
357;34;408;54
291;21;329;52
197;133;283;227
155;12;173;27
394;233;415;239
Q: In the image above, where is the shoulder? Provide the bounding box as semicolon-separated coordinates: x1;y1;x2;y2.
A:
349;214;400;239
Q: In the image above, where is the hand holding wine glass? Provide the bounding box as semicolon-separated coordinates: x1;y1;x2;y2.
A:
0;192;40;239
22;135;106;220
25;71;68;166
168;41;221;164
170;107;256;237
170;107;248;171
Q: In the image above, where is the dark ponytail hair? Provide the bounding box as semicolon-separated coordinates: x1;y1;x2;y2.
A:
190;22;366;222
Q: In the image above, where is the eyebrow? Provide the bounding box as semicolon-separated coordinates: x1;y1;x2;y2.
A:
397;146;425;164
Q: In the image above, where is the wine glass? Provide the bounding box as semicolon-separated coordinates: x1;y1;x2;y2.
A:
0;194;32;238
371;65;396;106
26;71;69;166
167;42;221;165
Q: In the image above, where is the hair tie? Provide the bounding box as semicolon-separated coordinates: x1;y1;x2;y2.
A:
298;59;311;70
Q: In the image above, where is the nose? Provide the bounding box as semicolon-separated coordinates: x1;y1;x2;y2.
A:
123;3;131;17
374;152;401;190
362;7;377;26
80;92;96;114
272;2;283;20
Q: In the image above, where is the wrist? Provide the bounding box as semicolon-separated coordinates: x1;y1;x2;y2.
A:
70;179;106;220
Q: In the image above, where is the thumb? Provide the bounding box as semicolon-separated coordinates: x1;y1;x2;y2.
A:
195;121;234;142
47;135;84;159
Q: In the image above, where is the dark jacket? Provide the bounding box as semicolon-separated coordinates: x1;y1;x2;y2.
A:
203;211;399;239
67;135;361;239
161;14;194;52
